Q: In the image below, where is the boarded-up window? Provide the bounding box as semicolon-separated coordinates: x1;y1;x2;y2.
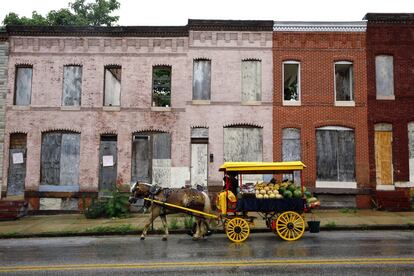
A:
104;65;121;106
241;60;261;102
131;132;171;186
14;66;32;106
152;66;171;107
335;62;353;101
283;62;300;102
224;127;263;162
316;127;355;182
282;128;301;182
62;65;82;106
193;59;211;100
375;55;394;98
41;132;80;186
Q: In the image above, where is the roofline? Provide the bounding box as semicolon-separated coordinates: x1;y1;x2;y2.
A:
0;27;7;41
273;21;367;32
188;19;274;31
363;13;414;22
6;25;189;37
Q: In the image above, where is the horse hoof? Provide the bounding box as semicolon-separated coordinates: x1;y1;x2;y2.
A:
162;237;167;241
140;236;145;240
192;236;199;241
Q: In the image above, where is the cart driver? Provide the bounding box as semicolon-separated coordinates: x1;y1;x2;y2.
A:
223;172;239;196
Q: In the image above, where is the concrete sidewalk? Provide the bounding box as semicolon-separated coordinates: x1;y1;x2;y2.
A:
0;209;413;238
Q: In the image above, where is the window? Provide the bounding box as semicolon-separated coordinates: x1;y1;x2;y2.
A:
41;132;80;187
193;59;211;100
335;62;354;103
62;65;82;106
14;66;32;106
316;127;355;187
375;55;394;99
283;61;300;104
152;66;171;107
104;65;121;106
241;60;261;102
282;128;301;183
224;126;263;162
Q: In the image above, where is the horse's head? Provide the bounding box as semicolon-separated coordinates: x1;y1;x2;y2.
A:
129;182;152;203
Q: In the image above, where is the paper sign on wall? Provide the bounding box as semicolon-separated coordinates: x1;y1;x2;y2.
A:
12;152;24;164
103;155;114;167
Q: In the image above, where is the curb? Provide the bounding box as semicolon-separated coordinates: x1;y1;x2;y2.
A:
1;224;413;239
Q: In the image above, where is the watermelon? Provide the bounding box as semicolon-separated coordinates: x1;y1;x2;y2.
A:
279;187;286;195
304;191;312;198
293;190;302;198
283;190;293;198
288;184;296;193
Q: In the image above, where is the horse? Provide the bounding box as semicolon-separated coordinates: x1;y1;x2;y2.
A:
129;182;212;241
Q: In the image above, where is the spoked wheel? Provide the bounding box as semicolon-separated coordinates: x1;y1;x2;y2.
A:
275;211;305;241
225;217;250;243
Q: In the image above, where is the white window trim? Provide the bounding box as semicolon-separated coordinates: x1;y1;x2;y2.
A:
334;61;354;106
315;181;357;189
282;61;301;106
376;95;395;100
376;184;395;191
395;182;414;188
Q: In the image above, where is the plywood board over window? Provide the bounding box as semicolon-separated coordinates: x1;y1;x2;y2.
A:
62;65;82;106
104;66;121;106
374;123;393;187
193;60;211;101
131;132;171;187
375;55;394;99
282;128;301;183
14;66;32;106
241;60;261;102
408;123;414;184
316;127;356;188
40;132;80;191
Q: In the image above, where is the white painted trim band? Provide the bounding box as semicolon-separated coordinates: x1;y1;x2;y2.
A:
315;181;357;189
273;21;367;32
376;184;395;191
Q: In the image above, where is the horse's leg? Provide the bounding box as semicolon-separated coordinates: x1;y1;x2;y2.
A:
160;214;169;241
192;218;202;241
141;206;159;240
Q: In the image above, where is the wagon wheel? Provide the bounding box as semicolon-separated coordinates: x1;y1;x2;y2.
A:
275;211;305;241
225;217;250;243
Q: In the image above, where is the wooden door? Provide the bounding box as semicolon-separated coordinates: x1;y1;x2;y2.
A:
99;136;118;192
375;131;393;185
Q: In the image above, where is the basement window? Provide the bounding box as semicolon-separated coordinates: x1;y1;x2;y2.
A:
335;62;354;105
152;66;171;107
104;65;121;106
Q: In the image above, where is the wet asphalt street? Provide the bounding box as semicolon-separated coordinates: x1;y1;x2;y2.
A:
0;231;414;275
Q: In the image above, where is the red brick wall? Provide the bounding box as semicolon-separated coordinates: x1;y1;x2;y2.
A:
273;32;370;188
366;21;414;184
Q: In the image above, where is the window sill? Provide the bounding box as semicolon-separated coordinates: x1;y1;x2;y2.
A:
335;101;355;107
192;100;211;105
315;181;357;189
376;95;395;100
61;106;81;111
241;101;261;106
103;106;121;111
283;100;301;106
12;105;30;111
39;185;80;192
376;184;395;191
151;106;172;112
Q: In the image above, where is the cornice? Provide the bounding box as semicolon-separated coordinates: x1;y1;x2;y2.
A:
273;21;367;32
363;13;414;23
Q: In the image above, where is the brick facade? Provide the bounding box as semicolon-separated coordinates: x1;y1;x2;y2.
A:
0;30;8;197
365;14;414;188
273;23;370;207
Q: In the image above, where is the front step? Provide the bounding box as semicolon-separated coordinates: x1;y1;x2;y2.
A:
0;200;28;220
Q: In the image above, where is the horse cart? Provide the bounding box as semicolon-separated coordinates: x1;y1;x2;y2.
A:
137;161;315;243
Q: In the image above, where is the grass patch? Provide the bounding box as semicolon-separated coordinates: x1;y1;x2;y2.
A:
183;216;195;229
325;221;337;229
83;224;134;234
340;208;357;214
169;218;180;230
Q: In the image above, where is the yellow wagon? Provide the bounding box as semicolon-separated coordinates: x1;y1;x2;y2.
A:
218;161;309;243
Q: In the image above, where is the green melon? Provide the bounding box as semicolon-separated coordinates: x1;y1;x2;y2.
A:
293;190;302;198
283;190;293;198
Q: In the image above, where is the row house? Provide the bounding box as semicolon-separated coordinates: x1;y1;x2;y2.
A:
272;21;370;208
2;21;274;210
365;14;414;209
0;29;8;196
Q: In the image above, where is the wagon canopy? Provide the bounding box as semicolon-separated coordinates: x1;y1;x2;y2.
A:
219;161;306;174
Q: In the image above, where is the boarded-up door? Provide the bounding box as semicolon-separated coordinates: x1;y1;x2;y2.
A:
99;135;117;191
132;135;151;183
191;143;208;186
375;130;393;185
7;134;27;196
